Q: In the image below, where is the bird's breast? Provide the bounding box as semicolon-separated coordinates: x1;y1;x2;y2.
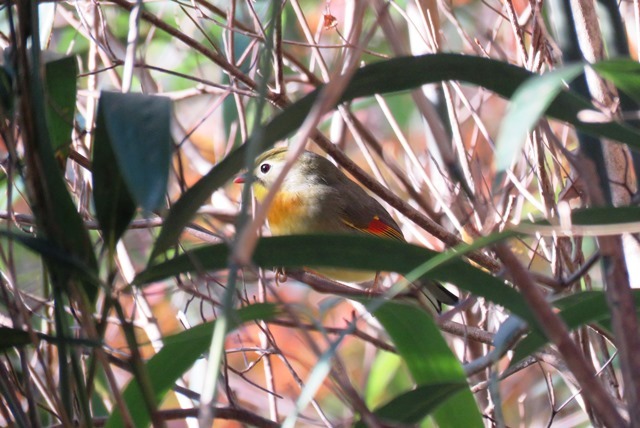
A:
265;191;310;235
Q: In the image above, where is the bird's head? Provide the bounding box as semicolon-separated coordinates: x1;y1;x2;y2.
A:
234;147;322;201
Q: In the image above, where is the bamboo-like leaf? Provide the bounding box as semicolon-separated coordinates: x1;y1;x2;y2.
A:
593;59;640;104
93;97;137;253
0;327;32;350
357;382;466;427
495;64;584;171
150;54;640;260
21;52;98;301
96;92;172;213
365;351;410;409
137;235;537;325
104;303;280;428
44;55;77;155
0;231;99;287
374;301;483;427
511;290;640;365
571;205;640;224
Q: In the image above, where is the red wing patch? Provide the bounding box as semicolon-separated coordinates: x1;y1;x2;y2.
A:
343;216;404;241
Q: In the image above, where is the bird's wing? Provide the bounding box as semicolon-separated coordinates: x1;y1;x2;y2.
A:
333;178;404;241
340;215;404;240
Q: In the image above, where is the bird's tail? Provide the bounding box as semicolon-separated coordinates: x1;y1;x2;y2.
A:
414;280;458;313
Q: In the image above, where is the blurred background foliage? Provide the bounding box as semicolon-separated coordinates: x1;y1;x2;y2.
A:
1;0;640;427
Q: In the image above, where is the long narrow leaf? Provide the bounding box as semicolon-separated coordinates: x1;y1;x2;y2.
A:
104;303;279;428
357;381;466;427
511;290;640;365
138;234;536;325
150;53;640;259
44;55;77;155
97;92;172;213
496;64;584;171
374;302;483;427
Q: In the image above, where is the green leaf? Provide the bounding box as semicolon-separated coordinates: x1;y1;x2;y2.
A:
0;327;32;350
97;91;172;212
0;66;13;116
138;234;536;325
150;53;640;259
93;99;137;253
401;230;519;286
150;147;244;260
593;58;640;104
496;64;584;171
374;302;483;427
366;351;410;409
0;231;98;282
571;206;640;225
104;303;280;428
510;290;640;365
44;55;77;155
358;381;466;426
21;52;98;300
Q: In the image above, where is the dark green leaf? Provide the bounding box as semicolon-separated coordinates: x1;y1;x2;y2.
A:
44;55;77;154
149;236;500;306
0;231;100;294
571;206;640;225
357;381;466;426
374;301;483;427
140;234;535;324
97;91;172;212
93;99;137;252
21;54;99;299
150;53;640;259
104;303;280;428
511;290;640;365
0;327;32;350
0;66;13;116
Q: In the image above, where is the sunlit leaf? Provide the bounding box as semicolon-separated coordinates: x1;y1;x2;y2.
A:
374;301;483;427
593;59;640;104
496;64;584;171
366;351;410;409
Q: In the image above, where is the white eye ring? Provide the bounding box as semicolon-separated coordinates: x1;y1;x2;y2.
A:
260;163;271;174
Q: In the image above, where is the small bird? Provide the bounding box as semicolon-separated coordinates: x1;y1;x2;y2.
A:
235;147;458;312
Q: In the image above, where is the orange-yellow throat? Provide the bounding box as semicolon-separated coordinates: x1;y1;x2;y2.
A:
252;182;307;235
251;181;375;283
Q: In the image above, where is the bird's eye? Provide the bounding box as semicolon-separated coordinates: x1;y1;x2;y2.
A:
260;163;271;174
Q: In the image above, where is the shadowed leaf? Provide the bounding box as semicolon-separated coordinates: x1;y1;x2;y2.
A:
104;303;280;428
97;91;172;213
150;53;640;260
374;301;483;427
